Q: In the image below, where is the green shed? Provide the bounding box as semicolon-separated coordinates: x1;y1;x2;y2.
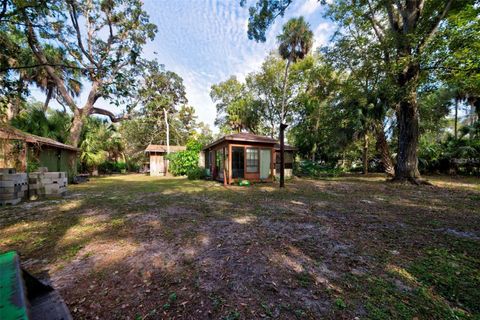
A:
0;125;79;181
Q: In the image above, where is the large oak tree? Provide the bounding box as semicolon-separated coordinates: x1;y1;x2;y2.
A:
13;0;156;147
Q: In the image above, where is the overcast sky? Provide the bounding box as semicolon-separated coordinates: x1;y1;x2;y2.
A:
32;0;335;131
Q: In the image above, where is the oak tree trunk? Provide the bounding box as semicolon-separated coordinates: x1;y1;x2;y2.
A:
395;100;420;181
69;109;84;147
394;63;421;181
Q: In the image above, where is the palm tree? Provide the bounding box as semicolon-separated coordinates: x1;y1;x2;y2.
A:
277;17;313;187
22;46;83;112
11;103;71;143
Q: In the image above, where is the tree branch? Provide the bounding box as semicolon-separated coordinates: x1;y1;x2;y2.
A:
90;107;130;122
385;0;402;33
0;63;93;72
417;0;452;53
422;65;480;72
97;6;115;67
67;0;98;68
365;0;386;42
56;97;68;113
56;35;90;70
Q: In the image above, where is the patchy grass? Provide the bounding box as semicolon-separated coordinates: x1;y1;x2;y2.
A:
0;173;479;319
409;248;480;315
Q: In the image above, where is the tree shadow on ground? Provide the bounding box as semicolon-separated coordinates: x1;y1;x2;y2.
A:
0;174;479;319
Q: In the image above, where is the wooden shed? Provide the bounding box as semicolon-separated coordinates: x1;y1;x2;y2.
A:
202;132;296;185
0;125;79;180
144;145;186;176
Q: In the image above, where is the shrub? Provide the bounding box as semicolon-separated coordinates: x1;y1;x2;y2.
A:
115;161;126;172
418;128;480;175
187;167;206;180
167;151;198;176
126;160;140;173
167;139;204;176
296;160;344;178
98;161;127;174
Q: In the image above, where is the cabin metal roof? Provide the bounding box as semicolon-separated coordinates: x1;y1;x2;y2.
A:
203;133;297;151
0;125;80;152
203;132;277;150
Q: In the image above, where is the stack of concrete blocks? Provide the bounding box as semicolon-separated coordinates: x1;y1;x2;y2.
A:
0;168;28;206
28;169;68;200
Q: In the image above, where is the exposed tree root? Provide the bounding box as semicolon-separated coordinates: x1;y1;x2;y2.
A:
389;177;433;186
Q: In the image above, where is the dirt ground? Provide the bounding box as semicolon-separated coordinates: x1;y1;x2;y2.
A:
1;174;479;319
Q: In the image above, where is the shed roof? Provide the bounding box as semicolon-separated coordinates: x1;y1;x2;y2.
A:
145;145;186;153
0;125;80;152
203;132;277;150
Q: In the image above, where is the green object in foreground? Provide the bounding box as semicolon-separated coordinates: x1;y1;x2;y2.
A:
0;251;29;320
238;180;251;186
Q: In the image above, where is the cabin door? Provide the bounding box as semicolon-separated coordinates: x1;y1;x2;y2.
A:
260;149;271;179
231;147;244;179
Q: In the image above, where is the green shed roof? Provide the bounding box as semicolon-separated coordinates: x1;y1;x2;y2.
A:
0;125;79;152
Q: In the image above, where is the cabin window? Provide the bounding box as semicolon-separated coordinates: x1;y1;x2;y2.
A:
216;149;224;172
205;151;210;168
246;148;259;173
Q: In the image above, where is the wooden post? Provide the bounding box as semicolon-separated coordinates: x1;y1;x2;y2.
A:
228;144;232;184
271;147;274;182
21;141;27;172
223;147;227;186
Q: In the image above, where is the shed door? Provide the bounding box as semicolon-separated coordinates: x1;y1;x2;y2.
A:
260;149;271;179
150;154;165;176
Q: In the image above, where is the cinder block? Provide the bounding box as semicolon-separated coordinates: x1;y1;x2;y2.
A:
0;198;21;206
0;168;16;174
26;171;68;200
0;193;19;200
0;186;15;193
0;181;15;187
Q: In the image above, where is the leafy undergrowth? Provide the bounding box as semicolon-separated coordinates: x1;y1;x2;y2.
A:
0;174;479;319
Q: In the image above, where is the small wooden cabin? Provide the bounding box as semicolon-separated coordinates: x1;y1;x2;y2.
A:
202;132;296;184
145;145;186;176
0;125;79;181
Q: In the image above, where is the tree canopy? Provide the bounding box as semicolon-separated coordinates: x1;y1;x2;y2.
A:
240;0;479;182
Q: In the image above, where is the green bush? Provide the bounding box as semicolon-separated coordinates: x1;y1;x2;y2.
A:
418;125;480;175
167;139;203;176
98;161;127;174
167;151;198;176
296;160;345;178
126;160;140;172
186;167;206;180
